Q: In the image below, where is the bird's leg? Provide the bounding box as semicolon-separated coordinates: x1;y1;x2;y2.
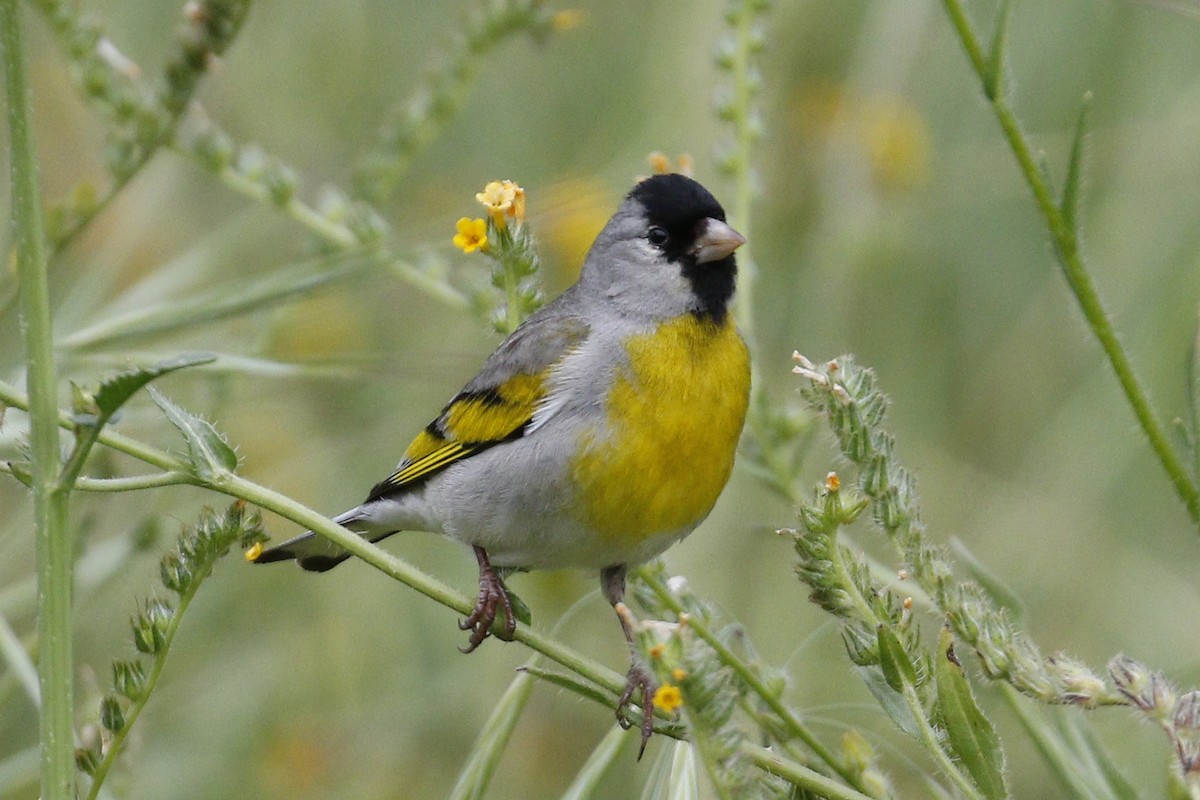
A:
459;545;516;653
601;564;657;759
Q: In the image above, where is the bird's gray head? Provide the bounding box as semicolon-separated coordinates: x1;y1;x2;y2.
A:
579;174;745;324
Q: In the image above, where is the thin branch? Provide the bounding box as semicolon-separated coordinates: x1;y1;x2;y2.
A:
940;0;1200;527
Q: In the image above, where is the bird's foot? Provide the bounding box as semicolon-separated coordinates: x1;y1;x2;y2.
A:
459;546;516;653
616;659;657;759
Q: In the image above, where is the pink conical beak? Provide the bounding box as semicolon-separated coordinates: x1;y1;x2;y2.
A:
691;218;746;263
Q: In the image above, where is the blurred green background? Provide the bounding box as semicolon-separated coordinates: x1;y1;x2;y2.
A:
4;0;1200;797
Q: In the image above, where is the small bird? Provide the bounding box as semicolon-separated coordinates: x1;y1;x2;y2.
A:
254;173;750;753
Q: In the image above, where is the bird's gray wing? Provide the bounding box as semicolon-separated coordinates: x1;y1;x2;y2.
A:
365;303;590;501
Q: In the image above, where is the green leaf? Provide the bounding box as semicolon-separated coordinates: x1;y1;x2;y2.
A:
934;628;1008;800
520;666;615;709
1061;93;1092;231
640;740;700;800
93;353;216;420
856;666;919;737
60;353;217;490
149;387;237;479
984;0;1012;100
877;625;918;692
4;461;32;487
60;254;373;352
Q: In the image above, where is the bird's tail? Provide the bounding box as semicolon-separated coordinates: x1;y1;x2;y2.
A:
251;506;397;572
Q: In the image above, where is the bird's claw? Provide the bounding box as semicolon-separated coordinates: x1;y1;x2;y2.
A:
616;660;657;759
459;551;515;653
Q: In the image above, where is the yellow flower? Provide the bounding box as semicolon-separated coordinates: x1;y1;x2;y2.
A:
505;180;526;223
476;180;526;227
477;180;511;213
652;684;683;713
649;643;666;660
453;217;488;253
671;668;687;682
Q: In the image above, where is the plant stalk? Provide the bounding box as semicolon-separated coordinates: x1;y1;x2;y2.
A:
219;473;632;695
940;0;1200;527
84;584;196;798
3;2;74;797
728;0;759;354
741;743;878;800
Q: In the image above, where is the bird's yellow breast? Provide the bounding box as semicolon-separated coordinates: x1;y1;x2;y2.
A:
571;314;750;544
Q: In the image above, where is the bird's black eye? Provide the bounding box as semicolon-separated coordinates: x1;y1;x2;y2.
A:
647;226;669;247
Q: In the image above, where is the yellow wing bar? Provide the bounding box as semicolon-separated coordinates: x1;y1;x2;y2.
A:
367;437;487;499
365;370;548;501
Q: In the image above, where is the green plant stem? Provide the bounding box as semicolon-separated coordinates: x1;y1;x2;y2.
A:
898;679;984;800
740;743;877;800
940;0;1200;527
635;568;867;792
0;379;183;474
192;151;360;248
71;472;194;492
84;594;194;799
825;536;884;628
824;532;983;800
85;427;182;473
220;473;633;695
503;257;522;335
390;259;472;311
728;0;759;353
448;659;539;800
999;684;1105;799
492;225;524;335
2;5;75;798
688;711;735;800
351;0;554;203
180;143;474;313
